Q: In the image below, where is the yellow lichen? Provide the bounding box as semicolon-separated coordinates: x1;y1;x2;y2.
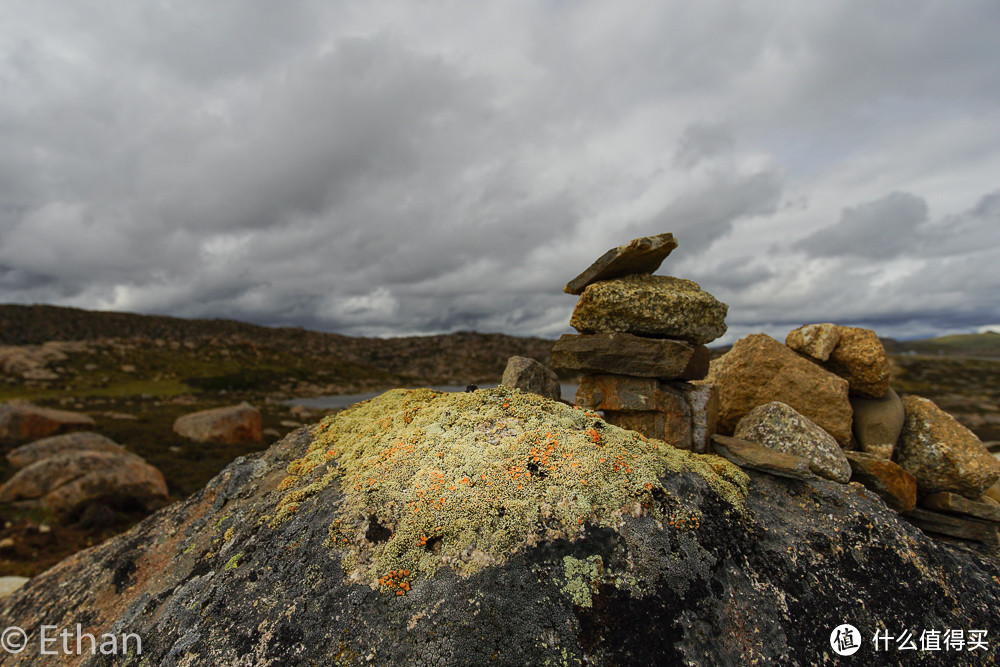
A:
271;386;748;589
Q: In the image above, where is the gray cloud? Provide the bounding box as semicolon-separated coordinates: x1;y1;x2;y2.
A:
795;192;928;259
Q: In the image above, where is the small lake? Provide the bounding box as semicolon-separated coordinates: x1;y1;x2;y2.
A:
287;383;580;410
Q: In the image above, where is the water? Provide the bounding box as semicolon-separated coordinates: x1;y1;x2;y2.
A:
286;383;579;410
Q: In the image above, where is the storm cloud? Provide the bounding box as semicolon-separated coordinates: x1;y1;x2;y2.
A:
2;0;999;344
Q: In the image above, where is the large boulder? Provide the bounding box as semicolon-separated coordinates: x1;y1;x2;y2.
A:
824;326;891;398
500;356;561;401
2;387;998;666
6;432;125;470
0;450;168;516
896;395;1000;499
173;402;262;444
550;333;709;380
569;275;728;345
734;402;851;483
564;232;677;295
850;387;905;460
706;334;853;446
0;400;94;445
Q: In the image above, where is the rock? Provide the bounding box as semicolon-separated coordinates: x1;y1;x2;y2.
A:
103;411;139;420
785;323;840;362
0;400;94;445
896;395;1000;499
0;577;28;599
707;334;853;446
921;491;1000;523
985;481;1000;505
289;405;314;420
569;275;728;345
844;451;916;512
674;382;718;454
500;356;561;401
710;434;815;480
3;387;998;666
550;333;709;380
823;326;891;398
563;232;678;294
902;508;999;546
173;402;262;444
0;450;168;516
6;432;126;469
601;408;692;450
850;387;904;459
576;375;685;413
734;402;851;483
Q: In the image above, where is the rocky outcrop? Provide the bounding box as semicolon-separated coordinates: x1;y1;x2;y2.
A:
850;388;904;459
563;232;677;295
1;387;997;666
569;275;728;345
499;356;561;401
6;432;125;469
550;333;709;380
734;402;851;483
173;402;262;444
707;334;853;446
0;450;168;516
896;395;1000;499
0;400;94;445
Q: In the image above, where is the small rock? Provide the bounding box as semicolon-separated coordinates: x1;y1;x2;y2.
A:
500;357;561;401
103;412;139;421
850;387;904;459
734;402;851;483
550;333;709;380
602;409;692;450
120;364;136;373
674;382;718;454
785;323;840;362
563;232;678;295
173;403;263;444
896;395;1000;499
6;432;126;470
903;508;999;546
569;275;728;345
707;334;853;446
985;480;1000;505
824;326;891;398
280;420;303;428
0;576;29;598
709;434;814;480
844;451;916;512
0;400;95;445
0;537;15;550
920;491;1000;523
289;405;314;420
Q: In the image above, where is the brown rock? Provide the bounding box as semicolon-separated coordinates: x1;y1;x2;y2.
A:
564;232;678;295
0;400;94;444
845;451;917;512
569;275;728;345
735;402;851;483
500;356;561;401
0;450;168;515
6;432;125;469
706;334;853;446
674;381;718;454
902;508;999;546
550;333;709;380
602;408;692;450
709;434;814;480
850;387;904;459
785;323;840;362
576;375;685;413
896;395;1000;499
173;403;263;444
825;326;891;398
921;492;1000;523
985;481;1000;505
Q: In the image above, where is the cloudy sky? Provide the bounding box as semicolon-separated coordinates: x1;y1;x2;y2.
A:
2;1;999;345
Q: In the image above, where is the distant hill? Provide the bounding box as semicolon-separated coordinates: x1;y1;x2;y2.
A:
893;332;1000;358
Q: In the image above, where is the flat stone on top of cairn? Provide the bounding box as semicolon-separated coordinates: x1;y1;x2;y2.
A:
564;232;678;295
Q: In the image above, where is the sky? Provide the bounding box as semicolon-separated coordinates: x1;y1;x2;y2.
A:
2;1;999;345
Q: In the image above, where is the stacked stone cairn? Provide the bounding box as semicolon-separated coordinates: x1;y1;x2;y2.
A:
706;322;1000;546
550;233;728;453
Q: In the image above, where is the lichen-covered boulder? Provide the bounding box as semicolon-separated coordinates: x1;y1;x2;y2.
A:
1;387;998;666
6;432;125;470
734;402;851;483
0;400;94;445
569;275;728;345
707;334;853;446
173;402;262;444
896;395;1000;499
500;356;561;401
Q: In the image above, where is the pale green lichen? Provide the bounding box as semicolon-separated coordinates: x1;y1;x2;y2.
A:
270;386;748;592
561;555;604;608
224;553;242;570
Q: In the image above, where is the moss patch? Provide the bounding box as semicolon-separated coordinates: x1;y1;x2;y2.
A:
270;387;748;592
